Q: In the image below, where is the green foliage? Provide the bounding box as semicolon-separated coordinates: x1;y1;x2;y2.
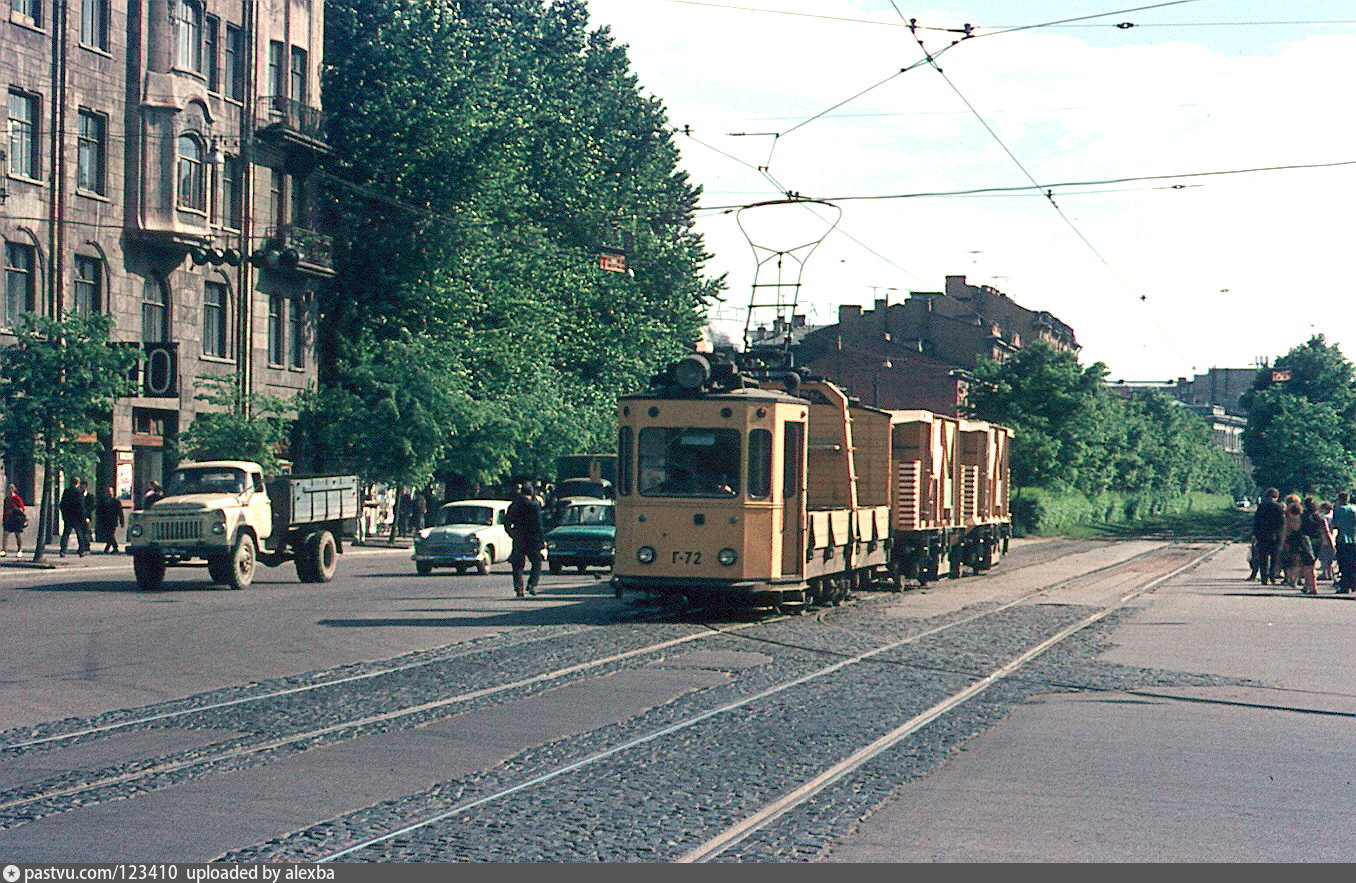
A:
1241;335;1356;496
1012;487;1235;537
965;341;1235;519
0;314;140;556
317;0;717;487
178;373;294;475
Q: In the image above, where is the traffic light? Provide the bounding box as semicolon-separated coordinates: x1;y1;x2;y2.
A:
189;246;242;266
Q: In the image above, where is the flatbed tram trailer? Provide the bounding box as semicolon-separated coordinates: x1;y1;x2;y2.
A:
612;354;892;612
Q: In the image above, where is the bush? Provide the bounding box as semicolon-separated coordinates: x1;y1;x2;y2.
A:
1011;488;1233;536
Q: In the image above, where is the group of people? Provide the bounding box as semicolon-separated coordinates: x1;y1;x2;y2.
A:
1250;487;1356;594
0;477;158;558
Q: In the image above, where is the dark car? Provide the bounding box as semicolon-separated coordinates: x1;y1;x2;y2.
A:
545;499;615;574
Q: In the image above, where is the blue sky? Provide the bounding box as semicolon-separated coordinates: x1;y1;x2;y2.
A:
584;0;1356;380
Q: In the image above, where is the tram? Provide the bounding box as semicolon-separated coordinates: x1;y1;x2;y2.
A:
610;351;1011;612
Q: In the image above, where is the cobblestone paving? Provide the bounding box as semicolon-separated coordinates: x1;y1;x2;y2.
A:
217;596;1251;863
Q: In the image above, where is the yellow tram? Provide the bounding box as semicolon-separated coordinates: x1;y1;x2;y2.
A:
611;352;1012;611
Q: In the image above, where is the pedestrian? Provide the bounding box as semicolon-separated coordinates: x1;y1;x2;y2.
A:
1317;500;1337;583
141;481;163;510
1250;487;1285;586
1278;494;1303;588
413;490;428;533
1287;497;1328;595
59;477;92;557
505;481;545;597
2;484;26;557
94;486;125;554
1330;492;1356;595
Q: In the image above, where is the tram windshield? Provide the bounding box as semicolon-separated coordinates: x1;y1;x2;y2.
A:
638;427;740;498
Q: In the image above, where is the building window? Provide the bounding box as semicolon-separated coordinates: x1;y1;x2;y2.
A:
268;41;285;107
176;134;206;211
203;281;227;358
4;241;37;328
141;277;169;342
10;0;41;27
74;254;102;317
289;297;305;368
8;90;39;179
176;0;203;73
267;294;284;365
204;15;220;92
269;168;283;226
80;0;107;49
290;174;309;227
224;25;244;101
76;109;106;195
290;46;308;106
220;154;242;229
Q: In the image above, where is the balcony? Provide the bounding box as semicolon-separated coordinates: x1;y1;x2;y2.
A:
255;225;335;279
255;97;330;161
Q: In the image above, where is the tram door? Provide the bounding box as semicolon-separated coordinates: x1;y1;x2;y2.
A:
780;420;805;577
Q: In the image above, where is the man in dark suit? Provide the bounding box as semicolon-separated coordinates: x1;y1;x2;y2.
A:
1252;487;1286;585
59;477;92;557
505;481;545;598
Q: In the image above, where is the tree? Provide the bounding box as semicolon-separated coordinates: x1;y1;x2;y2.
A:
318;0;717;491
964;342;1120;494
1241;336;1356;495
178;373;295;475
0;314;140;560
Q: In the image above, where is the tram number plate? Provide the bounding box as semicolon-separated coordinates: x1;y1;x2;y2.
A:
671;550;702;565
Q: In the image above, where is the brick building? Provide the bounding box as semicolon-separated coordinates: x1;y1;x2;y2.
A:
792;275;1079;414
3;0;331;508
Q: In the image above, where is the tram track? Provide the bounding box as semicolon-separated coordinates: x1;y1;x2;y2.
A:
257;540;1221;862
0;536;1200;855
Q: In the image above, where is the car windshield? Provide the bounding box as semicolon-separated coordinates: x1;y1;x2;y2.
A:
558;504;615;527
437;505;495;527
168;468;248;495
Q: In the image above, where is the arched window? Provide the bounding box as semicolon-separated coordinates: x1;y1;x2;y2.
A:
176;134;206;211
141;277;169;343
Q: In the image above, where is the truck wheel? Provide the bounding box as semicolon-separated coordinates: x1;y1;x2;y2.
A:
302;530;338;583
207;556;233;585
225;534;256;590
133;552;166;591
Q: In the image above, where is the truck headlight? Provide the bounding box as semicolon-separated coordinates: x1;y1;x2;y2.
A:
129;524;144;538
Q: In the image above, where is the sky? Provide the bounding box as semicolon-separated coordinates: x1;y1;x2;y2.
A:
582;0;1356;382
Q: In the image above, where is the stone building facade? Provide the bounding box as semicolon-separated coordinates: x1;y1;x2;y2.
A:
3;0;331;508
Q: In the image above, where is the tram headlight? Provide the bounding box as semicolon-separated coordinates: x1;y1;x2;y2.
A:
637;546;656;564
718;548;738;566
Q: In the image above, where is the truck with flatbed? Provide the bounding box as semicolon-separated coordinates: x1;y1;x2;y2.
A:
126;460;360;591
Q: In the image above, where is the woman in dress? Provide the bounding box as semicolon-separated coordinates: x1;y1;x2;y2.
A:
2;484;25;557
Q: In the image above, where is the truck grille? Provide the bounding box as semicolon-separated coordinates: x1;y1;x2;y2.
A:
153;519;203;541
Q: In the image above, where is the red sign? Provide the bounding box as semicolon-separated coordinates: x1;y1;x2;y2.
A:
598;252;627;273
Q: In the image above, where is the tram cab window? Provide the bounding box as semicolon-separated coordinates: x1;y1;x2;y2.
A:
639;427;740;497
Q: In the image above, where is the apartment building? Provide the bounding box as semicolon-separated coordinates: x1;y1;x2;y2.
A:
3;0;331;506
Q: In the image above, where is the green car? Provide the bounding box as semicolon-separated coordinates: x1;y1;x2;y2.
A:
545;499;616;574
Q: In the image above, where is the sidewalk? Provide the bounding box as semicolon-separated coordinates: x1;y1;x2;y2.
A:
0;535;414;570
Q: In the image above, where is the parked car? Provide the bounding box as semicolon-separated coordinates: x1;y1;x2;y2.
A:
413;500;513;575
545;499;616;574
546;478;615;527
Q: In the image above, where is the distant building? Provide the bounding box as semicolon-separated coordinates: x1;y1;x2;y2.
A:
1108;368;1259;475
791;275;1078;414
